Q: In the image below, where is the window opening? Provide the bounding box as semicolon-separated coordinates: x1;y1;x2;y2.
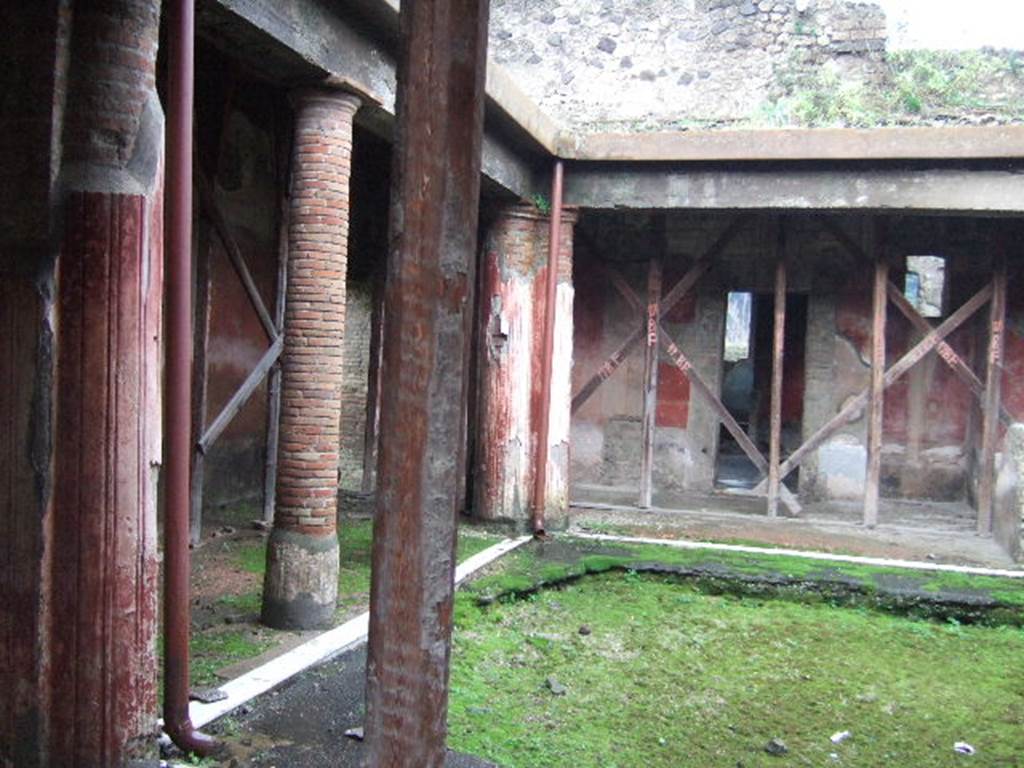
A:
724;291;752;362
904;255;946;318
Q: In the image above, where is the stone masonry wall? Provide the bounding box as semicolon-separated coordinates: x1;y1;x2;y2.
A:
490;0;1024;131
491;0;888;130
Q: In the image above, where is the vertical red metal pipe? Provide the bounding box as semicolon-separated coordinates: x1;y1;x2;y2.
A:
164;0;218;755
531;161;564;535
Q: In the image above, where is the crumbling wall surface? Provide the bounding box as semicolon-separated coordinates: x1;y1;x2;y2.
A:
338;280;372;488
490;0;1024;131
490;0;888;130
571;213;1006;507
994;424;1024;562
195;58;281;511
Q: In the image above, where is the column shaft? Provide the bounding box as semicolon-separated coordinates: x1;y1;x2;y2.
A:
262;88;360;629
475;205;577;529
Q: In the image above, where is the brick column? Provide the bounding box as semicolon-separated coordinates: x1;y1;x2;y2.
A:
474;204;577;530
262;87;360;629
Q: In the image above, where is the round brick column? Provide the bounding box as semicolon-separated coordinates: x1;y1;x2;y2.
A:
262;87;360;629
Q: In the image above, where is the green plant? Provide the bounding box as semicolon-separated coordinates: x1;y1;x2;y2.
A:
531;193;551;215
449;573;1024;767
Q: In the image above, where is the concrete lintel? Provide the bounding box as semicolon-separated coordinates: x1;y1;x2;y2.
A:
565;126;1024;162
206;0;546;197
564;164;1024;214
485;64;563;155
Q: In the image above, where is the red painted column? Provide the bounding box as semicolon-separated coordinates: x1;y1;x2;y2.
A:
0;1;165;764
262;86;361;629
474;204;577;530
50;190;164;766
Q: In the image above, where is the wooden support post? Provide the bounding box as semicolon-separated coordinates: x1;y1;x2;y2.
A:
757;282;994;490
263;182;289;525
767;223;787;518
363;0;490;763
189;219;213;545
639;256;662;508
864;223;887;527
362;264;386;494
571;215;749;413
978;252;1008;534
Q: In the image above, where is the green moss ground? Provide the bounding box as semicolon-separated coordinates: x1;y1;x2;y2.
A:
187;519;504;686
449;572;1024;768
463;538;1024;620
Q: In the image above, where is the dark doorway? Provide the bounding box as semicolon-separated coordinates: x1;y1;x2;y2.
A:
716;291;808;490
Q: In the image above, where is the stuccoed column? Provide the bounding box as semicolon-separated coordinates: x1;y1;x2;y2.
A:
262;86;360;629
474;203;578;530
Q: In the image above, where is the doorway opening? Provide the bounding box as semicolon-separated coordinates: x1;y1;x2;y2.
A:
716;291;808;490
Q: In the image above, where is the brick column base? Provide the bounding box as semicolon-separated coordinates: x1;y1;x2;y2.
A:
262;86;360;629
474;204;577;531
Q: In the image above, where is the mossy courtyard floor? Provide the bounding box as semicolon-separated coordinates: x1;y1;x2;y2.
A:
448;571;1024;768
184;515;504;687
209;535;1024;767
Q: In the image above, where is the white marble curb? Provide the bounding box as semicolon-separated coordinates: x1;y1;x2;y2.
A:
573;532;1024;579
189;534;532;728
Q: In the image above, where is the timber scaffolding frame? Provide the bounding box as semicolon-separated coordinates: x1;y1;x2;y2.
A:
188;64;295;543
571;213;1019;530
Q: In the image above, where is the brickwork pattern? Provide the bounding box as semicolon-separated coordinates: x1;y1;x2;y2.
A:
276;88;360;535
63;0;160;170
338;279;372;488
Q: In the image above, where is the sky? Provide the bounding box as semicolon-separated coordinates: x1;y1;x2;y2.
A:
879;0;1024;49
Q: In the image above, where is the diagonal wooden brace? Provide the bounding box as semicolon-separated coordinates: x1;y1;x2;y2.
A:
887;282;1015;426
198;170;279;342
755;281;994;491
659;330;801;516
825;214;1015;427
571;215;751;413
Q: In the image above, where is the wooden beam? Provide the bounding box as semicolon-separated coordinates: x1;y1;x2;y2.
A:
363;0;490;761
887;282;1014;426
767;223;786;519
262;175;290;525
978;253;1008;534
765;282;994;485
864;223;888;528
198;335;284;454
571;215;749;413
361;264;386;494
189;218;213;546
660;329;801;516
197;170;279;342
639;256;662;508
